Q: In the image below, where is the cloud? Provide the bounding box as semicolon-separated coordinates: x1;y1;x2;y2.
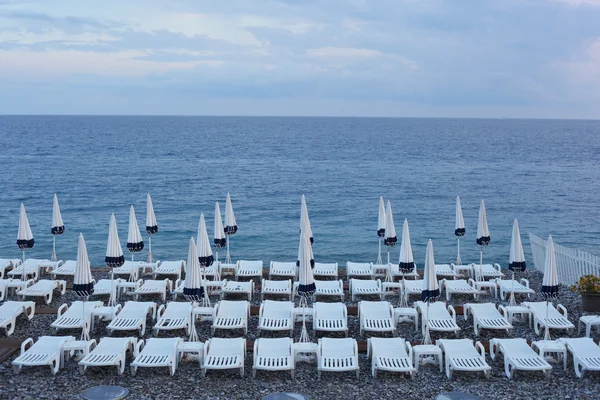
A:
306;47;383;58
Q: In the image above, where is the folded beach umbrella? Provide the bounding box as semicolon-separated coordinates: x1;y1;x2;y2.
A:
126;205;144;281
475;200;490;280
422;239;440;345
224;193;238;263
507;219;526;306
297;224;315;269
51;194;65;261
197;213;214;267
183;236;204;341
376;196;386;264
454;195;465;265
145;193;158;263
399;219;415;274
297;233;315;343
105;214;124;306
541;235;559;340
73;233;94;340
213;202;226;262
17;203;34;276
384;200;397;265
300;194;314;245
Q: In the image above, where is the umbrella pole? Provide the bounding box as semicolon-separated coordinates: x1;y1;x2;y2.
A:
509;271;517;307
424;301;432;345
148;236;153;263
129;253;135;282
376;238;382;265
189;302;199;342
387;247;390;266
544;300;551;340
81;297;88;341
226;238;231;264
299;296;310;343
109;270;116;307
478;246;483;281
456;238;461;266
22;250;26;282
51;236;57;262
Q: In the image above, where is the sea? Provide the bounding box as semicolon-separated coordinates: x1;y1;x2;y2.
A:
0;116;599;269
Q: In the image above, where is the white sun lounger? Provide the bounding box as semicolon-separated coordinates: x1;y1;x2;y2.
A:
558;337;600;378
152;260;184;280
7;259;48;281
0;258;21;279
0;278;34;301
12;335;75;374
171;278;222;299
366;337;414;378
313;262;338;279
106;301;157;336
78;336;136;375
490;338;552;378
496;278;534;300
131;337;182;376
90;278;122;299
442;279;479;301
269;261;296;280
48;260;77;277
464;303;513;335
350;279;383;302
261;279;292;300
312;280;344;301
17;279;66;304
415;301;460;336
435;264;458;280
387;263;419;282
473;263;504;280
403;279;426;302
112;261;143;281
0;301;35;336
258;300;294;337
437;339;491;379
523;301;575;336
346;262;374;280
358;301;395;336
236;260;263;280
202;337;246;377
313;302;348;337
317;337;359;380
153;302;193;336
221;279;254;301
212;300;250;335
253;337;294;378
50;301;103;333
133;279;171;301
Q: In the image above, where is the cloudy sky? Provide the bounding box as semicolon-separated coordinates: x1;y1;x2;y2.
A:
1;0;599;118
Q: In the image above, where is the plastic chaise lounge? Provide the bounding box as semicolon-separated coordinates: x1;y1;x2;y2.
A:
269;261;296;280
0;301;35;336
172;278;222;300
435;264;458;280
7;259;48;281
212;300;250;335
349;279;383;302
387;263;419;282
437;339;491;379
317;337;359;380
253;337;294;378
358;301;395;337
133;279;172;301
131;337;182;376
442;279;480;301
523;301;575;336
12;335;75;374
0;258;21;279
258;300;293;337
312;280;344;302
17;279;66;304
49;260;76;278
473;263;504;280
152;260;184;280
346;262;374;280
202;337;246;377
261;279;292;300
106;301;157;336
495;278;534;301
235;260;263;281
78;337;136;375
313;302;348;337
415;301;461;337
50;300;103;333
0;278;34;301
112;261;142;281
153;301;193;336
558;337;600;378
366;337;414;378
490;338;552;378
221;279;255;301
403;279;426;302
313;262;338;279
464;303;513;336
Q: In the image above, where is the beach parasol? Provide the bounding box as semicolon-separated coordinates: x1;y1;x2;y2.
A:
508;219;526;306
475;200;490;281
213;202;226;262
51;194;65;262
126;205;144;281
224;193;237;264
376;196;386;265
145;193;158;263
398;219;415;307
297;232;315;343
196;213;214;307
421;239;440;345
105;214;125;306
541;235;559;340
17;203;34;280
73;233;94;340
384;200;397;265
183;237;203;342
454;195;465;265
300;194;314;245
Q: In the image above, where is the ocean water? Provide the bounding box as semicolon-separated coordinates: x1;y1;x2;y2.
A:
0;116;599;268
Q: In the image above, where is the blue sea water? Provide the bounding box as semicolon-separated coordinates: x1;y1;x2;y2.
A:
0;116;599;268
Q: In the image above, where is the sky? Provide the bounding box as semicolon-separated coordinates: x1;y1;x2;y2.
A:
0;0;599;118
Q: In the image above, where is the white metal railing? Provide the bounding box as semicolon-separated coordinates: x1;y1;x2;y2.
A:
529;233;600;285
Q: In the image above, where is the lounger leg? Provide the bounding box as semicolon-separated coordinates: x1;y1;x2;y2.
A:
240;366;244;377
6;320;15;336
52;359;59;375
170;363;176;376
252;368;256;378
13;364;22;374
78;365;86;375
201;368;206;378
587;324;592;338
317;370;321;380
131;366;137;376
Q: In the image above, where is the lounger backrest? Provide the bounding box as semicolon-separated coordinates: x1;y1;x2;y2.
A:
315;280;341;289
438;339;478;357
0;302;25;315
160;261;184;270
446;279;469;288
416;301;449;319
470;303;499;316
359;301;391;318
143;338;179;354
208;338;243;356
271;261;295;269
264;300;292;317
346;262;372;272
258;337;292;357
96;337;134;353
497;339;532;355
370;337;408;357
314;262;337;271
320;338;355;357
164;302;192;316
60;260;77;269
315;302;345;317
119;302;149;317
561;338;600;354
404;280;424;290
239;260;263;269
32;336;74;352
524;302;561;317
217;300;248;317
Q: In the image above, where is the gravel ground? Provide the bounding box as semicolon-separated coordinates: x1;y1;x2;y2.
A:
1;269;600;400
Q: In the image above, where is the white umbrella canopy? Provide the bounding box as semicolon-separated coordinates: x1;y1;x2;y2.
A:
73;233;94;341
398;219;415;273
51;194;65;261
213;202;226;261
17;203;34;251
145;194;158;263
508;219;526;272
297;225;315;269
126;205;144;254
105;213;124;306
384;200;397;265
297;232;315;343
183;236;204;341
300;194;314;244
421;239;440;345
476;200;490;246
224;193;237;263
454;195;465;265
197;213;214;267
376;196;386;264
541;235;559;340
